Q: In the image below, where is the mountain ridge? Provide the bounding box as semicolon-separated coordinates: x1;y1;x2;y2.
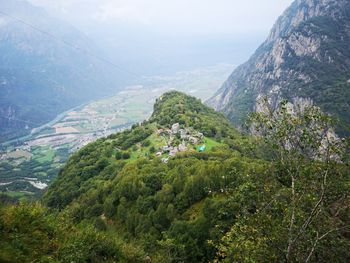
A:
40;91;349;262
44;91;254;209
0;91;349;262
208;0;350;135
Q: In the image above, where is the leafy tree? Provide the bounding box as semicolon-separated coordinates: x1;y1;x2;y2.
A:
115;151;123;160
122;152;131;160
0;202;124;262
219;99;350;262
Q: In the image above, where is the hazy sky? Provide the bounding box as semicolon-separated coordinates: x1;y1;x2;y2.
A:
26;0;295;74
29;0;294;36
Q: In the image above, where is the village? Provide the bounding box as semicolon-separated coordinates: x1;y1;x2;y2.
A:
155;123;206;163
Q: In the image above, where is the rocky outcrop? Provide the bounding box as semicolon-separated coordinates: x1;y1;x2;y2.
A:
208;0;350;135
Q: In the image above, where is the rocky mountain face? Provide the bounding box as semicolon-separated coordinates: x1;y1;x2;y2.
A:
0;0;127;142
208;0;350;135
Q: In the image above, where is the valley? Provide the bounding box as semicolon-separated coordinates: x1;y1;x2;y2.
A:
0;63;233;199
1;0;349;262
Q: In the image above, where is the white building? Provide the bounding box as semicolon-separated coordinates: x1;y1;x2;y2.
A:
171;123;180;134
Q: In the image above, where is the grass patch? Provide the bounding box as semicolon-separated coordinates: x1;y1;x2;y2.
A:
34;147;56;164
183;199;206;222
196;137;224;152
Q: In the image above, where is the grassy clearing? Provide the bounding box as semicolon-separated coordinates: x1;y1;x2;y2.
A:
34;147;55;163
199;137;225;151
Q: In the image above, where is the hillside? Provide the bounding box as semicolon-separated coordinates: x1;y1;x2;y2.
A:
44;91;255;210
0;0;127;142
208;0;350;135
31;91;350;262
41;92;269;262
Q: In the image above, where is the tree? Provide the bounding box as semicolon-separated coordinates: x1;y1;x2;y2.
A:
219;98;350;262
122;152;130;160
149;146;156;153
251;98;349;261
115;151;123;160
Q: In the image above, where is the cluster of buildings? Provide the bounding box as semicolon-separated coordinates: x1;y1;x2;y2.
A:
156;123;205;163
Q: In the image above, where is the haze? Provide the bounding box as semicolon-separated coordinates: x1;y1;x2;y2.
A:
28;0;294;74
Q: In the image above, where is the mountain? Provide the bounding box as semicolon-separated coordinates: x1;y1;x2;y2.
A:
0;0;128;142
208;0;350;135
40;91;264;262
44;91;253;210
32;91;348;262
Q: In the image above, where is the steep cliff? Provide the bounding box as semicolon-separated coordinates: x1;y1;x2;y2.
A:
208;0;350;135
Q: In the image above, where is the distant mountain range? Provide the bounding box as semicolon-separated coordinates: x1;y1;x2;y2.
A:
208;0;350;136
0;0;129;142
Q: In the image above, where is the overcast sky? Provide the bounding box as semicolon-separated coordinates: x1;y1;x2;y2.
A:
29;0;294;36
26;0;295;74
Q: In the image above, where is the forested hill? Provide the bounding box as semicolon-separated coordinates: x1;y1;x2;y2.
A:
44;91;255;210
1;91;349;262
41;91;270;262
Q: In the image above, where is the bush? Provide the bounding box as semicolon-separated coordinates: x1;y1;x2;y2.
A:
122;152;131;160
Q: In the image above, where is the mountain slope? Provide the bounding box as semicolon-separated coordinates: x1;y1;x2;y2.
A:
44;91;254;210
0;0;127;142
41;91;350;262
43;91;265;262
208;0;350;135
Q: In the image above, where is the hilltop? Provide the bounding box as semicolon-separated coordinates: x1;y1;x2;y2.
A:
44;91;255;210
33;91;348;262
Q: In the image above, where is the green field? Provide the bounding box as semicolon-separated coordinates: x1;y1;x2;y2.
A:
201;137;225;150
34;147;56;164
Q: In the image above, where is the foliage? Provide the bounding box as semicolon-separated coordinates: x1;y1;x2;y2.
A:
0;202;124;263
218;99;350;262
3;92;349;262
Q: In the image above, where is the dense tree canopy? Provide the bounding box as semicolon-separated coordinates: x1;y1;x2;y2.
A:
1;92;349;262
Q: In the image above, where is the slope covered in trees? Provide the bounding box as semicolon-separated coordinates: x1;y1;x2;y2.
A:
1;91;349;262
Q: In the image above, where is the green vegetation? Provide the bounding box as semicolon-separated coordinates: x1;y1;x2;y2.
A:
0;202;133;262
201;137;224;151
219;98;350;262
0;145;70;195
1;92;349;262
1;64;233;197
33;146;56;164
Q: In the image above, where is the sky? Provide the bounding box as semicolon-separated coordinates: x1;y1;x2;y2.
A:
29;0;294;36
27;0;295;74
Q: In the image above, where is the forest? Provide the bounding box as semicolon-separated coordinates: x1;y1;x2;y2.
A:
1;92;349;262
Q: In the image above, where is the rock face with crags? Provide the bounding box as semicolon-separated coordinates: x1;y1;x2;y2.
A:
208;0;350;135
